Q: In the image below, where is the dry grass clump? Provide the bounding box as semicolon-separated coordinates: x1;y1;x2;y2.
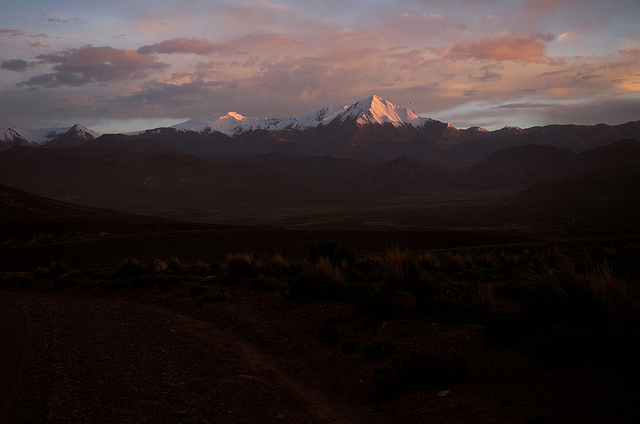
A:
224;253;291;281
484;249;640;370
34;261;70;278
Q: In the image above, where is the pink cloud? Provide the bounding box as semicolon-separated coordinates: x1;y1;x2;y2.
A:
0;28;25;36
226;34;306;53
445;35;548;63
620;49;640;57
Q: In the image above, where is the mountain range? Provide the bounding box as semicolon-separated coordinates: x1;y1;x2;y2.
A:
0;94;638;232
3;95;640;164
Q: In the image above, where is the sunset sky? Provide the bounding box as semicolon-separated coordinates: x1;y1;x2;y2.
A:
1;0;639;133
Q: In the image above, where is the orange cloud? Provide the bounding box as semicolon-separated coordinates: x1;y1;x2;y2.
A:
0;28;24;36
620;49;640;57
445;35;547;63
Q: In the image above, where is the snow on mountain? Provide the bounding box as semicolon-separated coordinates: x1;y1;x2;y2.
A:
65;124;101;141
0;128;33;144
0;124;100;145
170;95;433;136
336;95;430;127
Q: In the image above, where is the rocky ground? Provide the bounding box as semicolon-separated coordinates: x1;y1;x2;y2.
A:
1;277;639;423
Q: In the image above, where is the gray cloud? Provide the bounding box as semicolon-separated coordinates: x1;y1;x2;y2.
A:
1;59;30;72
18;46;168;88
469;69;502;81
138;38;225;55
105;79;228;109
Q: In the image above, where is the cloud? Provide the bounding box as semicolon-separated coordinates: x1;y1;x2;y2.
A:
469;67;502;81
0;28;24;36
620;49;640;57
109;79;227;106
138;37;225;55
138;35;305;58
18;46;169;88
445;35;549;63
494;102;555;109
557;32;594;43
1;59;30;72
423;13;444;22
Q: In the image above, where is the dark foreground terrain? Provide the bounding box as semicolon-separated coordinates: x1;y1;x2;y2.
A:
2;234;640;423
1;174;640;423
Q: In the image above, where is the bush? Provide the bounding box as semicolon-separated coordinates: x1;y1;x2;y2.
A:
481;252;640;370
167;257;187;274
442;252;474;274
225;253;257;280
189;261;211;276
383;247;437;298
285;258;349;301
115;259;144;278
309;242;355;267
34;261;70;279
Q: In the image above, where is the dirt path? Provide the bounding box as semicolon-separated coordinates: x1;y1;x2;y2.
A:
0;290;360;424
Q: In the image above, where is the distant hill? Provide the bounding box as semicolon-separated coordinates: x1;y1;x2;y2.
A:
0;182;206;248
503;139;640;232
455;144;576;189
85;134;177;153
0;143;388;216
454;139;640;190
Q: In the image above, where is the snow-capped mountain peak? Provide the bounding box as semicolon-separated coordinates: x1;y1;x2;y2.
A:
0;124;100;145
67;124;101;140
337;94;426;127
0;128;29;144
170;95;432;136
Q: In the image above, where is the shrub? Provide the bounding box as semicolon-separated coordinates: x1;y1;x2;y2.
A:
442;252;474;274
34;261;70;279
285;257;348;301
189;261;211;276
115;259;144;278
372;346;469;400
383;246;437;298
485;254;640;369
309;242;355;267
167;257;187;274
225;253;258;280
144;258;168;274
255;254;290;277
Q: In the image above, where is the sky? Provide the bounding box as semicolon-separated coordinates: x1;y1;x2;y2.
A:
1;0;639;133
